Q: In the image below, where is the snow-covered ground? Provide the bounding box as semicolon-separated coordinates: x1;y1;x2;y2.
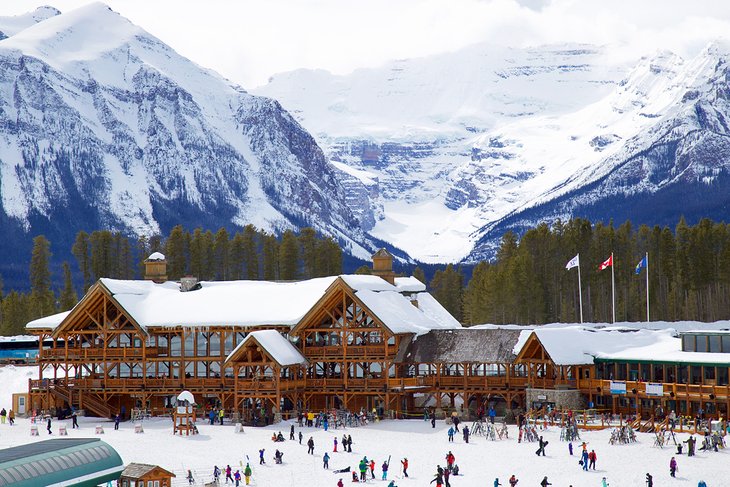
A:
0;365;724;486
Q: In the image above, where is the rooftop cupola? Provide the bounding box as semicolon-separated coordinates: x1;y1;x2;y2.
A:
371;248;395;285
144;252;167;283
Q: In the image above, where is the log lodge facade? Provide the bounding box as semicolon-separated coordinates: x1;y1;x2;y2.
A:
25;251;730;423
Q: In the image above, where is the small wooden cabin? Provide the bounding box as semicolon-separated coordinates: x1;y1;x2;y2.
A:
118;463;175;487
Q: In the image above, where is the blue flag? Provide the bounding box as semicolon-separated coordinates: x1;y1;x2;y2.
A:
635;255;647;274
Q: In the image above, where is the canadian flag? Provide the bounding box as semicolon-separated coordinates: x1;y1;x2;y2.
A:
598;254;613;271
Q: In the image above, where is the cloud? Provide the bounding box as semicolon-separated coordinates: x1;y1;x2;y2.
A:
3;0;730;88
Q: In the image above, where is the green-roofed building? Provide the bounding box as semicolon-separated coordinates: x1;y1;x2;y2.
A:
0;438;123;487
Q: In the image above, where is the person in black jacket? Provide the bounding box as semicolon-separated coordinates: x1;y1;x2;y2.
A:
307;436;315;454
536;436;548;456
540;476;551;487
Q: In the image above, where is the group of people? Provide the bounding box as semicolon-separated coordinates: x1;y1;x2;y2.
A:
0;408;15;425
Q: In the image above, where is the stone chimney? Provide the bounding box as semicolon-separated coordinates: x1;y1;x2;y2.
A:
371;248;396;285
144;252;167;283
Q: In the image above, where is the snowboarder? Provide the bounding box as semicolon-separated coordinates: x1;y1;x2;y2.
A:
540;476;551;487
588;450;597;470
307;437;315;455
670;457;677;477
323;452;330;469
259;448;265;465
508;475;518;487
536;436;548;456
401;458;409;478
290;423;295;440
244;463;252;485
381;460;389;480
448;426;455;442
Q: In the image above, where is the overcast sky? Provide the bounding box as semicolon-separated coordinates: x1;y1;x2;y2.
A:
4;0;730;88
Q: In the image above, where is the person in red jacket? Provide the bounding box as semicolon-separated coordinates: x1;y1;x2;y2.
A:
337;479;344;487
588;450;597;470
401;458;409;478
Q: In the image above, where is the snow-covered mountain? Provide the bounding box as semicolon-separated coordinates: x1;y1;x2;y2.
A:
256;42;730;263
0;2;377;283
0;5;60;39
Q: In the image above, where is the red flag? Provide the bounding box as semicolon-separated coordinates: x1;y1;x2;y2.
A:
598;255;613;271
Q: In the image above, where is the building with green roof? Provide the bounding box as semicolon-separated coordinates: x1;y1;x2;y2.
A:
0;438;123;487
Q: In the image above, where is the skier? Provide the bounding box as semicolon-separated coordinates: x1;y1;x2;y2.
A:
225;465;233;483
381;460;389;480
645;473;653;487
508;474;518;487
369;458;375;479
244;463;252;485
401;458;409;478
670;457;677;478
540;476;551;487
307;437;315;455
588;450;597;470
494;478;502;487
290;423;295;440
323;452;330;469
259;448;265;465
448;426;455;442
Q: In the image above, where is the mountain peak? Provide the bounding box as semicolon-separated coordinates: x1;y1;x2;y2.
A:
0;4;60;38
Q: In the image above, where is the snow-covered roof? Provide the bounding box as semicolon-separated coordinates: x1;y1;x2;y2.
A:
101;277;338;329
177;391;195;404
394;276;426;293
514;323;730;365
147;252;165;261
354;289;460;335
26;311;71;330
340;274;396;292
226;330;306;367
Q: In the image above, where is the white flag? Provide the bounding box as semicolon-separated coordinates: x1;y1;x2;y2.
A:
565;254;580;270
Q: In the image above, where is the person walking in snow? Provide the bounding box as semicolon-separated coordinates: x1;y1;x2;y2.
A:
308;437;315;454
431;412;436;428
445;451;455;471
568;441;573;455
670;457;677;478
494;478;502;487
323;452;330;469
536;436;548;456
47;416;52;434
588;450;597;470
401;458;409;478
186;469;194;485
244;463;252;486
259;448;265;465
114;413;120;430
299;431;303;444
233;470;241;487
382;460;389;480
540;476;551;487
580;449;589;471
462;425;470;443
347;434;353;452
645;473;653;487
219;408;224;425
369;458;375;479
8;409;14;426
290;423;295;440
225;465;233;483
359;458;368;482
334;437;338;452
213;465;221;483
448;426;455;442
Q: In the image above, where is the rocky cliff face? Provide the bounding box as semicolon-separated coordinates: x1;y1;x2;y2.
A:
0;3;372;285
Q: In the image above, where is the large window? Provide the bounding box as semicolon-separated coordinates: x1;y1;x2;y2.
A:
696;336;708;353
709;335;722;353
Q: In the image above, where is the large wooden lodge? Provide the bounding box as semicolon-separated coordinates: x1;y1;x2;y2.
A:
25;250;730;423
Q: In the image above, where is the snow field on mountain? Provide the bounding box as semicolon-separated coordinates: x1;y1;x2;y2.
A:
0;366;725;487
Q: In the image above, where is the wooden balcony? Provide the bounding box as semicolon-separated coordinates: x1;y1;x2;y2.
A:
41;347;159;361
587;379;730;399
303;345;396;359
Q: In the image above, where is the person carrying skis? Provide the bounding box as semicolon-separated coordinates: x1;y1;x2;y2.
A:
540;476;551;487
323;452;330;469
307;437;315;455
370;458;375;479
382;460;389;480
670;457;677;478
244;463;252;486
508;474;518;487
401;458;409;478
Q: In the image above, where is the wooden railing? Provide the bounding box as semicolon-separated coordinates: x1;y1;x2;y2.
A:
588;379;730;399
41;347;160;360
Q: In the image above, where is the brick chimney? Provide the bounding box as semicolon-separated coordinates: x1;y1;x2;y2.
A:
144;252;167;283
371;248;396;285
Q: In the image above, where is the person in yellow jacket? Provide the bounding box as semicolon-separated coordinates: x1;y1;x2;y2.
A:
219;408;225;425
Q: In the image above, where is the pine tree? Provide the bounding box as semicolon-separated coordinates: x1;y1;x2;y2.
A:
71;231;92;292
29;235;55;318
242;225;259;280
262;233;278;280
229;231;245;280
165;225;188;280
279;230;299;280
213;228;230;280
413;267;426;287
299;227;317;279
316;237;342;276
430;264;464;322
59;262;78;311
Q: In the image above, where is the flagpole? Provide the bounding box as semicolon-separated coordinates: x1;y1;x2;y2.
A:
611;252;615;324
577;254;583;324
645;252;650;322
